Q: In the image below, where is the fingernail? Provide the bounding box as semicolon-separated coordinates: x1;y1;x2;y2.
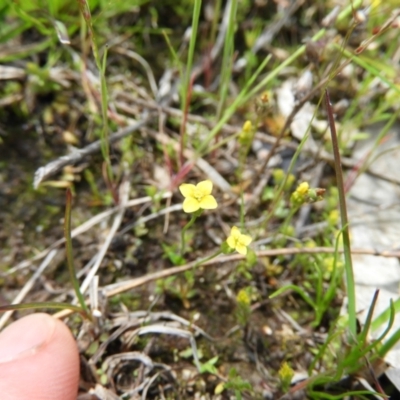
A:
0;313;56;363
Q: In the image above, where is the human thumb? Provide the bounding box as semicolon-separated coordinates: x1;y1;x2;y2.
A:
0;313;80;400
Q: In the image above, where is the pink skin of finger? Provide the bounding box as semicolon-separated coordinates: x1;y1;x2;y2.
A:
0;313;80;400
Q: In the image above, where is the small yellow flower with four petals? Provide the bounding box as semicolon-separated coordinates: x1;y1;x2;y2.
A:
226;226;252;255
179;180;218;213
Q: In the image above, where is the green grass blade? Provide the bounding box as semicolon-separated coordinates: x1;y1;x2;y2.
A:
216;0;237;120
269;284;316;310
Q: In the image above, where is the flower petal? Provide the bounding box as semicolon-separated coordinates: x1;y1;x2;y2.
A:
182;198;200;213
196;180;213;196
199;195;218;209
226;236;236;250
239;234;252;246
179;183;196;198
236;243;248;255
230;226;241;239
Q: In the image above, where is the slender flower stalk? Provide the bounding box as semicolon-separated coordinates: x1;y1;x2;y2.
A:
180;213;198;255
193;250;222;268
65;189;90;317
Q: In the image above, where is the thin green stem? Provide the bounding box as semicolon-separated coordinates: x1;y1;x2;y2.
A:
308;389;380;399
239;192;245;229
237;117;260;178
180;213;199;255
65;189;91;316
0;302;86;316
358;290;379;346
182;0;201;108
193;250;222;268
325;90;356;340
278;206;298;236
269;284;316;310
372;297;400;333
235;390;242;400
198;55;271;155
216;0;237;120
179;0;202;165
162;29;180;68
264;132;308;229
100;44;112;182
321;231;345;316
76;0;112;182
377;311;400;358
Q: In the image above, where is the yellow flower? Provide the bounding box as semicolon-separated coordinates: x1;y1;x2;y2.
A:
226;226;252;255
236;288;251;305
179;180;218;213
279;361;294;391
290;181;310;206
296;181;309;195
279;361;294;381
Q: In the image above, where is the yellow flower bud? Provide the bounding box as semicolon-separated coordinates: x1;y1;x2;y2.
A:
296;182;309;195
243;120;253;132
